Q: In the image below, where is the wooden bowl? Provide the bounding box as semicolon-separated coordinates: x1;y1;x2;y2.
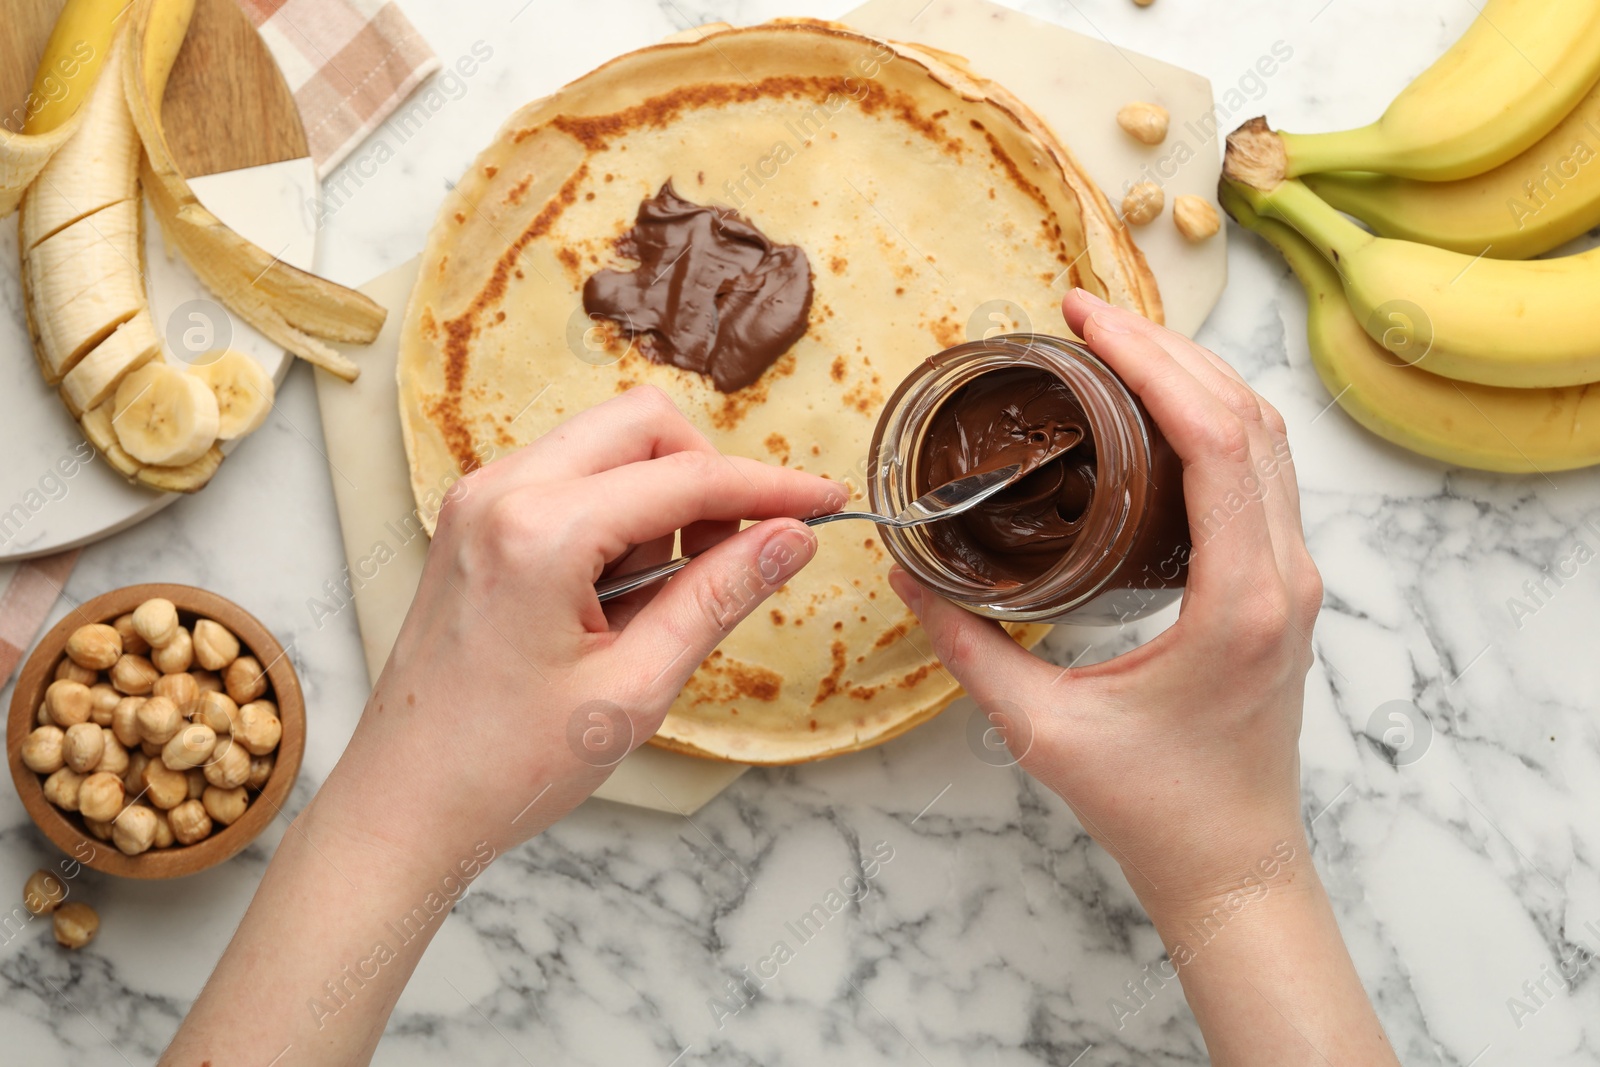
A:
6;584;304;879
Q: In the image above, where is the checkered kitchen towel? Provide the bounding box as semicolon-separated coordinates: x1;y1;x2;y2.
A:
0;1;437;687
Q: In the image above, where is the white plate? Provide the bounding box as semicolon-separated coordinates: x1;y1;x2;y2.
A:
0;156;319;562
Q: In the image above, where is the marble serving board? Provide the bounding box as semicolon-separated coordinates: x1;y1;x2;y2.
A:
313;0;1224;814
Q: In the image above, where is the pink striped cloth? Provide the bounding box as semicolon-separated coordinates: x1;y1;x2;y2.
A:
1;1;437;687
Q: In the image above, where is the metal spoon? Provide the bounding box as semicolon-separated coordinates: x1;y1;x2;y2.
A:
594;447;1068;602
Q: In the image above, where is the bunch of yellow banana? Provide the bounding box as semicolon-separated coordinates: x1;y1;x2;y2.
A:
9;0;385;493
1222;0;1600;471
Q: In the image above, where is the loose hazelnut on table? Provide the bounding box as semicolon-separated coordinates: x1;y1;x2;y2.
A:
110;653;160;695
204;737;251;790
1173;195;1221;241
246;753;275;791
131;597;180;649
142;758;189;809
88;683;120;727
224;656;267;705
21;726;66;774
191;690;238;735
153;671;200;718
53;902;99;949
190;669;223;694
236;701;282;756
78;772;125;822
1117;101;1169;145
161;724;217;771
42;768;84;811
98;731;130;777
111;696;145;747
66;623;122;670
55;658;98;686
1121;181;1164;225
203;785;249;826
113;612;150;656
63;722;105;774
168;798;212;844
45;679;93;728
135;695;181;745
192;619;240;672
24;869;68;915
111;804;159;856
151;626;194;674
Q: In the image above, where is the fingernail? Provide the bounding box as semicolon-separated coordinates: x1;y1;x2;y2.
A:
887;567;923;613
1073;288;1109;307
1088;311;1129;335
759;526;815;585
822;481;850;512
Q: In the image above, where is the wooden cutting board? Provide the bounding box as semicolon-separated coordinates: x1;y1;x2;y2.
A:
1;0;306;175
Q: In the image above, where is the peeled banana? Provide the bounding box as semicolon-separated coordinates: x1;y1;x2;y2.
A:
26;199;144;382
188;351;274;440
1220;183;1600;473
1247;0;1600;182
1223;167;1600;389
61;311;161;417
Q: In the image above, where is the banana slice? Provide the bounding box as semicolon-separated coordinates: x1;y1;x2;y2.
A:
27;200;145;382
187;350;274;439
112;362;219;467
80;403;146;480
61;311;161;417
135;445;222;494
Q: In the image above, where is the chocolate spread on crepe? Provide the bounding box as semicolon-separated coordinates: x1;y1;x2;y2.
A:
916;367;1098;586
583;182;813;393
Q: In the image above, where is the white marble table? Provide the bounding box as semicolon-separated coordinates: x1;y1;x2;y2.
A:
4;1;1600;1064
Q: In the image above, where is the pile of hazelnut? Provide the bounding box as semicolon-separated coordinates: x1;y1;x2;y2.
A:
18;597;282;856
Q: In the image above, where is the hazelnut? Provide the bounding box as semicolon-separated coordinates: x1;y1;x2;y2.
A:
191;670;223;694
21;725;66;774
54;658;98;686
98;731;130;777
1122;181;1164;225
83;817;112;841
202;785;248;826
150;808;174;848
168;798;212;844
236;701;282;756
24;869;68;915
224;656;267;705
1117;101;1169;145
111;804;159;855
161;724;216;771
63;722;104;773
1134;0;1154;6
36;702;50;727
45;679;93;727
111;696;145;747
246;753;275;791
141;740;163;758
65;623;122;670
141;758;188;809
42;768;84;811
123;751;149;793
131;597;180;649
110;653;160;695
151;626;194;674
192;619;240;672
53;901;99;948
192;690;238;735
203;737;251;789
153;671;200;718
135;695;181;745
187;768;207;800
88;683;120;727
78;771;125;821
112;612;150;656
1174;195;1221;241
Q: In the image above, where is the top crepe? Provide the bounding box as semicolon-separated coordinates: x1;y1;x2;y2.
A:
397;19;1161;764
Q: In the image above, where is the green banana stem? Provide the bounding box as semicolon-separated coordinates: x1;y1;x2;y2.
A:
1219;182;1339;297
1279;128;1393;180
1224;178;1375;272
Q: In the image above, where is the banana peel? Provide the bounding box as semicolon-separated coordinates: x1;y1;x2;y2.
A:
1220;181;1600;473
124;0;385;382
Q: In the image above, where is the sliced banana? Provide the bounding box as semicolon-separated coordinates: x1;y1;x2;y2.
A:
112;362;220;467
135;445;223;494
27;200;145;382
80;403;146;480
61;311;161;417
187;350;274;440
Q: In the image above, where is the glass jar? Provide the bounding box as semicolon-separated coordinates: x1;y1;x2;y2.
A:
869;334;1189;625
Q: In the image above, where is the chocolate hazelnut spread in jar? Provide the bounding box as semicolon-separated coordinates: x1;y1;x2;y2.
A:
869;334;1189;625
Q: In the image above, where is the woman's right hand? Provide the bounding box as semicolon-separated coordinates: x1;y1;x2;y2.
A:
890;289;1324;914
